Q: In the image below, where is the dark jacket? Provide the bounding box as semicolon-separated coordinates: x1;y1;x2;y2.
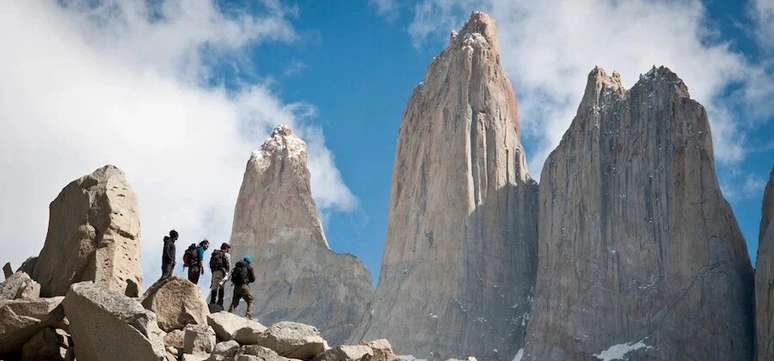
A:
233;261;256;285
162;236;176;266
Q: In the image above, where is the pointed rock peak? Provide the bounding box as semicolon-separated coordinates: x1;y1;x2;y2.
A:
636;65;690;97
252;124;306;161
450;11;498;49
579;66;625;109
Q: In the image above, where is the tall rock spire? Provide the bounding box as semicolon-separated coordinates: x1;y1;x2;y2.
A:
229;125;373;345
523;67;755;360
757;166;774;361
357;12;539;360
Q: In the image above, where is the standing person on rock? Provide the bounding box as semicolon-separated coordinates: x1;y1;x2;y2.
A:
184;239;209;284
228;256;256;319
160;230;178;280
209;242;232;306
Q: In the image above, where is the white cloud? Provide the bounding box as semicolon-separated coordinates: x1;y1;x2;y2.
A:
401;0;773;176
753;0;774;51
371;0;402;20
0;0;355;288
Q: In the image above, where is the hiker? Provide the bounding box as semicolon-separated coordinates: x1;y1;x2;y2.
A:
209;242;232;306
228;256;256;319
184;239;209;284
160;230;178;280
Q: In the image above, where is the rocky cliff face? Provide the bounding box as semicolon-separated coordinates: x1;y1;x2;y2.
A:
32;165;142;297
229;125;373;346
523;67;755;361
357;12;539;360
757;167;774;361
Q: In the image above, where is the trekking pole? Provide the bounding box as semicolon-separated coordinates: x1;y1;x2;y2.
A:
219;271;231;288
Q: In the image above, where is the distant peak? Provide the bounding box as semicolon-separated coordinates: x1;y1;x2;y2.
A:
451;11;498;49
251;124;306;163
636;65;689;97
271;124;294;138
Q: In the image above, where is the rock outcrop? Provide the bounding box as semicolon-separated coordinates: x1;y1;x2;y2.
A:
522;67;755;360
251;321;329;360
357;12;538;360
21;327;73;361
208;311;268;343
142;277;210;332
63;281;167;361
0;297;65;354
32;165;142;297
229;125;373;345
757;166;774;361
1;271;41;300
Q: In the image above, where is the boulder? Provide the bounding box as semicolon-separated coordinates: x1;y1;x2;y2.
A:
1;271;41;300
33;165;142;297
360;340;398;361
184;323;217;354
212;340;240;358
63;281;166;361
182;354;211;361
3;262;12;279
0;296;65;354
237;345;296;361
207;311;267;342
165;329;186;350
253;321;328;360
17;257;38;276
21;327;71;361
313;345;373;361
142;277;209;332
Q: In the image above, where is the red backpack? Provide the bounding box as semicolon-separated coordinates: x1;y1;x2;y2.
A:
183;243;197;267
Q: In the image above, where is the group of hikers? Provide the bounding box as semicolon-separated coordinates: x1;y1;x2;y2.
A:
159;229;255;318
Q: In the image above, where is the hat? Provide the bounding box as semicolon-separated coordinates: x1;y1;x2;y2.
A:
243;256;253;264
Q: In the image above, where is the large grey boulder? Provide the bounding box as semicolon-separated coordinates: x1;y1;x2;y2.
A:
0;297;65;354
757;166;774;361
207;311;267;343
184;323;217;355
236;345;296;361
32;165;143;297
142;277;209;332
522;67;755;361
358;11;538;361
229;125;372;345
21;327;72;361
252;321;329;360
63;281;166;361
313;345;373;361
1;271;41;300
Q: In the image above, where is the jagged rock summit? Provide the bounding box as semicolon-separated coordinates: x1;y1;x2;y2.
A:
757;166;774;361
357;11;539;360
229;125;373;346
522;66;755;361
32;165;142;297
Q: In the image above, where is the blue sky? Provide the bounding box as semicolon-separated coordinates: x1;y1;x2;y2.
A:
0;0;772;285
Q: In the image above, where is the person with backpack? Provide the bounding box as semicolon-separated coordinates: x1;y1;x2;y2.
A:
209;242;232;306
228;256;256;319
160;230;178;280
184;239;209;284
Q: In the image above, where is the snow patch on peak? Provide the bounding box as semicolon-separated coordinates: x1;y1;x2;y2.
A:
512;349;524;361
593;339;652;361
250;124;307;169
